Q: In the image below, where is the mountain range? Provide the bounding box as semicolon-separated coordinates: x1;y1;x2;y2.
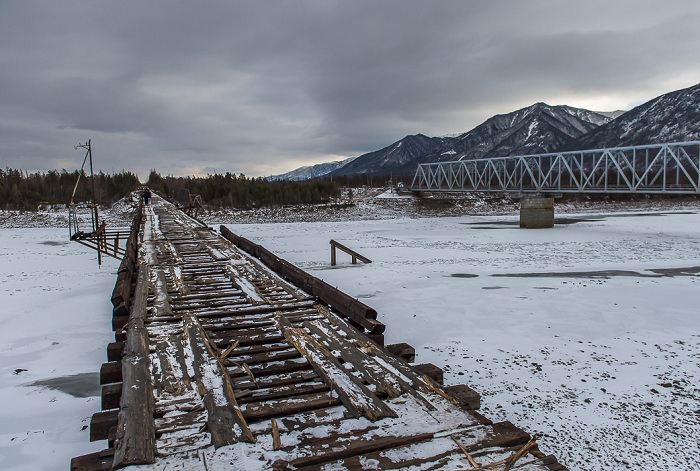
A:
271;83;700;180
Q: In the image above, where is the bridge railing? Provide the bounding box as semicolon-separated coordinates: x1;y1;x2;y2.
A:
411;141;700;194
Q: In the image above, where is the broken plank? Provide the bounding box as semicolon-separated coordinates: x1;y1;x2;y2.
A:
182;313;256;446
275;314;396;422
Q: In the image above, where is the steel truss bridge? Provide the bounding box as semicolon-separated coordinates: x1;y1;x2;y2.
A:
410;141;700;194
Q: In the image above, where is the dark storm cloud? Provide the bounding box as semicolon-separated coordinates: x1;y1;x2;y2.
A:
1;1;699;178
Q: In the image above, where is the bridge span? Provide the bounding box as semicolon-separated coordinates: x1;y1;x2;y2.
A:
410;141;700;227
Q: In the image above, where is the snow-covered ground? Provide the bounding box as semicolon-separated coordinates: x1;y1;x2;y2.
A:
1;196;699;470
226;209;700;471
0;228;118;471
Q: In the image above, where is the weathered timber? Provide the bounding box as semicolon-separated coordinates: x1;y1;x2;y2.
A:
330;239;372;266
90;409;118;441
70;449;114;471
182;312;255;446
445;384;481;410
280;432;435;469
414;363;444;385
304;320;406;399
386;342;416;362
299;424;533;471
112;300;129;318
365;333;385;346
107;341;124;362
153;335;192;397
112;265;156;468
100;361;122;384
322;312;437;395
236;381;329;405
241;391;342;422
275;314;397;421
102;383;122;410
235;370;319;391
221;347;301;367
220;225;385;334
111;315;129;332
150;269;173;318
228;357;312;379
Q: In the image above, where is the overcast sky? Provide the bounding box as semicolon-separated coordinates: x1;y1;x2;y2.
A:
1;1;699;179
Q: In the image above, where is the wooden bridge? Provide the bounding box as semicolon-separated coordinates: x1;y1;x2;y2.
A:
72;195;568;470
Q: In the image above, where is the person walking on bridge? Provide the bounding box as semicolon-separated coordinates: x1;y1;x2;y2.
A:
142;187;152;205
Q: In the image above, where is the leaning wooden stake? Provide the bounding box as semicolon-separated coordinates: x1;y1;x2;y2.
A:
112;265;156;468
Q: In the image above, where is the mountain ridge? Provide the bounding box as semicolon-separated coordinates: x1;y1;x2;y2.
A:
270;82;700;180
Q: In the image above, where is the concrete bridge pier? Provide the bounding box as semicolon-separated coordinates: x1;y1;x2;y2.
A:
520;194;554;228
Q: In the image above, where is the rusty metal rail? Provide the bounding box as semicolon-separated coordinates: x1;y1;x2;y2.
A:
72;195;568;470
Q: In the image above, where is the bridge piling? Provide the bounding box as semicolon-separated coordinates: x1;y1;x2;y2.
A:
520;195;554;228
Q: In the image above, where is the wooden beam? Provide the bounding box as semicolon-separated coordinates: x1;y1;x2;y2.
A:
112;265;156;468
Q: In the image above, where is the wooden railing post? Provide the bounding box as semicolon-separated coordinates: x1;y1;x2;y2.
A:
329;240;371;266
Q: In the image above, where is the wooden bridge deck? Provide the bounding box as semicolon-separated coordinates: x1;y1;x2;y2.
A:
72;196;568;470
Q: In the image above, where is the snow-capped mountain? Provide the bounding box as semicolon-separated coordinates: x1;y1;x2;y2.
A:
271;82;700;180
562;82;700;150
269;156;357;181
329;134;445;177
395;103;613;175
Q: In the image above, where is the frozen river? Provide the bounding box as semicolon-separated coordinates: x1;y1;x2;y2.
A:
228;210;700;471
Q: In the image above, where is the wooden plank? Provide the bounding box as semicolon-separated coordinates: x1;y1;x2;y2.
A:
304;320;408;399
279;432;434;469
241;391;342;422
228;357;312;379
414;363;444;385
70;449;114;471
152;334;192;397
236;381;329;405
275;314;396;422
182;312;256;447
113;265;156;468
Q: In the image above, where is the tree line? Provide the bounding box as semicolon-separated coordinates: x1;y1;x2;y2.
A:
0;168;140;210
146;171;340;209
0;168;343;210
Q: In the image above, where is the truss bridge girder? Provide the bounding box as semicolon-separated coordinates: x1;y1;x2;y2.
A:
411;141;700;194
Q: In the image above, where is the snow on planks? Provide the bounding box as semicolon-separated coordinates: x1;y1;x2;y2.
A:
72;195;568;471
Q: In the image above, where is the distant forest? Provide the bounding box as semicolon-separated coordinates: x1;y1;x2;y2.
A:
0;168;351;211
0;168;141;210
146;171;340;209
